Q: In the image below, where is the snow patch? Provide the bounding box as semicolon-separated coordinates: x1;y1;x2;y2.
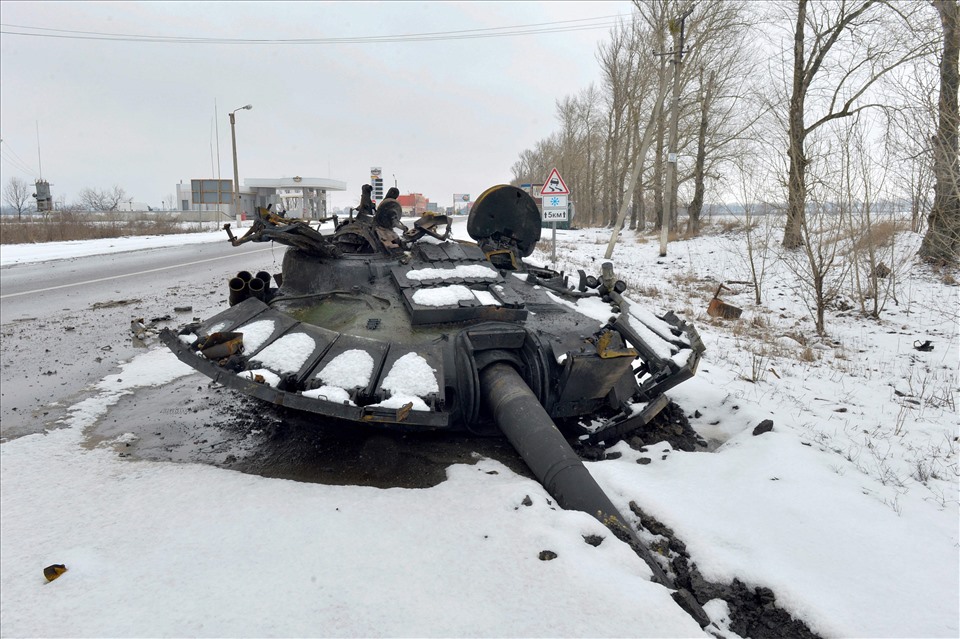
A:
405;264;498;281
251;332;316;374
302;385;354;405
241;369;281;387
381;353;439;398
412;285;476;307
235;319;275;354
316;350;375;389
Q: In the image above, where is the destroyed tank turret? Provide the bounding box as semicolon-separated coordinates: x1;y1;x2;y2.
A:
160;184;709;625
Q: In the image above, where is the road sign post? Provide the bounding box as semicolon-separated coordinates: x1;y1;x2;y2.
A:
541;168;570;197
540;170;570;265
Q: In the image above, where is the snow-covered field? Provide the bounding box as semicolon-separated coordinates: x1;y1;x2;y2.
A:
1;217;957;638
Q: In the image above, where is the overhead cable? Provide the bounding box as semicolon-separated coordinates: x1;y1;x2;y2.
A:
0;14;629;45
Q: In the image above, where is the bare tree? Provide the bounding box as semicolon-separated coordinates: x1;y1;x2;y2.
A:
596;16;668;230
598;19;640;226
605;61;671;258
511;148;545;186
886;103;936;233
838;115;905;320
688;68;716;236
684;0;767;236
728;153;780;306
919;0;960;264
785;199;854;337
633;0;758;235
779;0;935;248
634;0;675;232
3;177;32;219
79;185;128;211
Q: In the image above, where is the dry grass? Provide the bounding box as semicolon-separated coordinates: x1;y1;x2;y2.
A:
850;219;908;253
632;284;662;298
0;212;199;244
699;217;761;236
633;228;683;243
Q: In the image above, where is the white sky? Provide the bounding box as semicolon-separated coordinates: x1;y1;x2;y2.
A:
1;218;958;637
0;1;634;211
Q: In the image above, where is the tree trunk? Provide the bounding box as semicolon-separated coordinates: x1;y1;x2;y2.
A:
628;100;639;230
639;166;647;231
920;0;960;265
653;110;665;231
783;0;809;249
632;165;645;231
689;69;715;237
604;112;614;227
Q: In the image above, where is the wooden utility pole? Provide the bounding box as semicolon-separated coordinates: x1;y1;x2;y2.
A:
659;4;695;257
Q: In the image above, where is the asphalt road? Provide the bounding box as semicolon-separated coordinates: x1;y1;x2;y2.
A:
0;238;286;440
0;233;531;486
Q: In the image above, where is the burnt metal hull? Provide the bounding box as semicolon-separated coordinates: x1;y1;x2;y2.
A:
161;239;702;436
160;184;710;627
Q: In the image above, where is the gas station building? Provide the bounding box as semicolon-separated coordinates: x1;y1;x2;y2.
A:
177;176;347;221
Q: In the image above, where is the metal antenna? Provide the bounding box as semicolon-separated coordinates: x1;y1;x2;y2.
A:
36;121;42;180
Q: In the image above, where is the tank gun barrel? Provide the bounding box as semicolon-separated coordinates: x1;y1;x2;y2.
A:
479;361;708;626
479;362;667;579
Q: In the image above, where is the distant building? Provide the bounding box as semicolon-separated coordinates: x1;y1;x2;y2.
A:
117;200;151;212
397;193;429;216
176;176;347;220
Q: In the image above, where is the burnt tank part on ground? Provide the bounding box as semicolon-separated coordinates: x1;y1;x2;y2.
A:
160;184;708;625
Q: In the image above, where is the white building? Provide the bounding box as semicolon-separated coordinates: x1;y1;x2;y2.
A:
176;176;347;221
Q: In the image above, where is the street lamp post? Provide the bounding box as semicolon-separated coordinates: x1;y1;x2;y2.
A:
229;104;253;227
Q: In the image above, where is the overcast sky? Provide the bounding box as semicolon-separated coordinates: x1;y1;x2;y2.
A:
0;1;634;211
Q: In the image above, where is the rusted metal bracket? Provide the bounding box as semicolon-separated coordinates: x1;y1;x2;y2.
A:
361;402;413;423
707;283;743;319
196;332;244;360
596;329;638;359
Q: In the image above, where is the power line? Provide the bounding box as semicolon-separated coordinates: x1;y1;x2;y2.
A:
0;153;35;178
0;140;39;178
0;14;629;45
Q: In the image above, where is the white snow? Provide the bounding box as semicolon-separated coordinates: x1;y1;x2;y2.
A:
0;230;228;266
250;331;316;374
302;385;354;405
369;393;431;412
629;304;689;345
625;314;677;360
1;221;957;638
315;349;375;389
380;352;439;399
412;284;477;307
233;319;275;354
405;264;498;281
545;290;616;326
62;347;196;431
205;320;230;335
240;368;282;388
472;289;501;306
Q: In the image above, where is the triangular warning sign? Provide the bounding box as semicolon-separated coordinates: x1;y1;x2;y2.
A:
540;168;569;195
